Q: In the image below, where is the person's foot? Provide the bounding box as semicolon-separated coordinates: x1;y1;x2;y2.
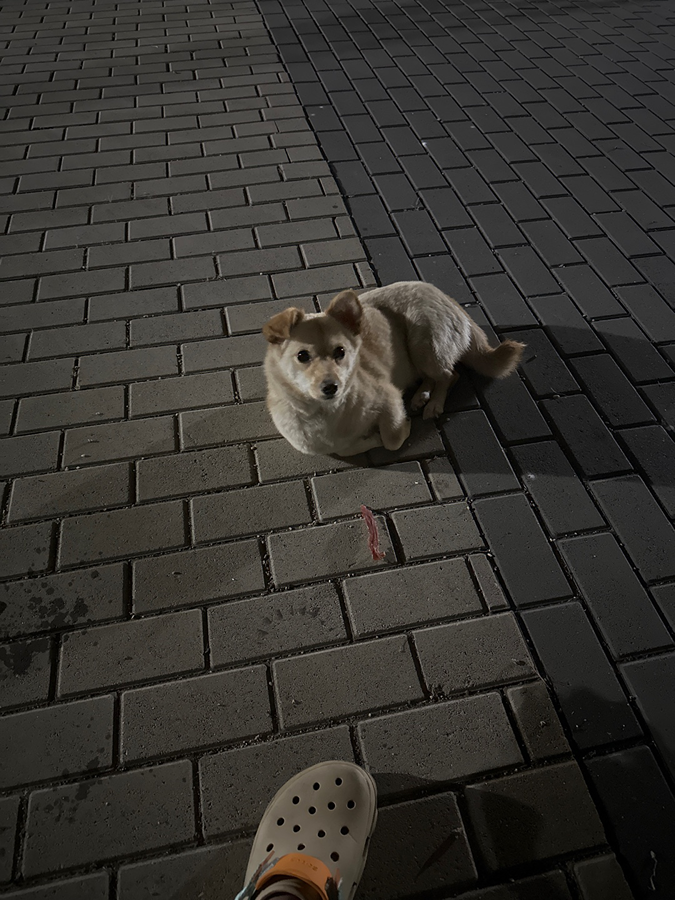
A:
236;761;378;900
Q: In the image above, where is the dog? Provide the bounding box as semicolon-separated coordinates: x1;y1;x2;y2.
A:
263;281;525;457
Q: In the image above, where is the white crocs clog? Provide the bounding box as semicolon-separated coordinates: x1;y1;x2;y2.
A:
237;760;378;900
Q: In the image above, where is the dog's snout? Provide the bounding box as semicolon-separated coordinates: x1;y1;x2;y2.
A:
321;380;339;398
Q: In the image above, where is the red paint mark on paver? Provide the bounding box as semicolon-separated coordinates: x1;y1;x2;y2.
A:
361;505;385;561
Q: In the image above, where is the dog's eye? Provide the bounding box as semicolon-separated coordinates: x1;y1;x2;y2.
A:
297;350;311;363
333;346;345;361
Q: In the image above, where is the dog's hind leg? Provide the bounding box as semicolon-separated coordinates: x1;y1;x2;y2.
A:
422;371;459;419
410;377;435;411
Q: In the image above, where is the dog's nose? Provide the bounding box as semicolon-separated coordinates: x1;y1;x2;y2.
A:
321;380;338;398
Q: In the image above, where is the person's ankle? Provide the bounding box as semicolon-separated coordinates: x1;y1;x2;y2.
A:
255;875;323;900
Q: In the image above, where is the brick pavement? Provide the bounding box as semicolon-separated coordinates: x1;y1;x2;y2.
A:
0;0;673;898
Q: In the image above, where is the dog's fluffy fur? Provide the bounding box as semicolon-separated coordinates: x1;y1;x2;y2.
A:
263;281;525;457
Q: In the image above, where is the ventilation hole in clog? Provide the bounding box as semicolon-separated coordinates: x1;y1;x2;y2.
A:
298;843;305;851
266;843;274;852
331;852;340;862
318;830;325;838
340;826;349;835
292;796;300;805
277;817;284;826
313;782;320;790
335;777;343;786
327;801;335;810
309;806;316;815
347;800;355;809
293;824;301;833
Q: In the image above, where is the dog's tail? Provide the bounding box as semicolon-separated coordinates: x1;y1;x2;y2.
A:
463;322;525;379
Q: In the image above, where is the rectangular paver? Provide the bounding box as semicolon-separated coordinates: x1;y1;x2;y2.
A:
273;636;423;729
24;762;194;876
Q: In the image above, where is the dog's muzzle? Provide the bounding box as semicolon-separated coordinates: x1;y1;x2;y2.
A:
321;380;339;399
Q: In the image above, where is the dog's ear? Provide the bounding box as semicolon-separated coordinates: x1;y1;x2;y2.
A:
326;289;362;334
262;307;305;344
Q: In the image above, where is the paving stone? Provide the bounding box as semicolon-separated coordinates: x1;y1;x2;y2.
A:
542;196;603;239
528;293;604;356
343;557;481;637
200;726;354;838
451;872;574;900
23;761;194;876
465;761;605;871
272;262;358;298
586;746;675;900
642;381;675;429
121;667;271;761
391;501;483;562
130;372;233;418
498;246;560;296
78;345;178;386
226;296;315;335
58;609;204;697
0;522;52;581
573;854;634;900
473;494;571;606
414;613;535;694
235;365;267;401
506;681;570;761
0;636;52;712
29;322;126;360
133;541;264;613
368;415;446;464
255;437;363;481
0;795;19;882
513;329;579;398
9;463;131;522
209;583;346;668
181;401;276;448
590;475;675;582
618;425;675;518
595;317;673;383
16;386;124;433
0;359;74;400
477;374;551;443
359;695;522;798
193;481;311;542
273;636;423;729
554;264;625;318
311;462;430;520
560;532;672;658
522;602;642;749
63;415;176;466
424;457;463;501
620;652;675;781
0;432;60;479
138;445;253;501
0;564;124;641
511;441;604;536
541;395;631;478
130;309;224;346
118;840;250;900
570;354;655;427
60;501;185;567
89;286;179;321
0;696;113;790
0;873;109;900
357;792;477;900
182;332;266;371
268;516;394;586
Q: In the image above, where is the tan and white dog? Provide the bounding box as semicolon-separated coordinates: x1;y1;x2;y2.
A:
263;281;525;457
